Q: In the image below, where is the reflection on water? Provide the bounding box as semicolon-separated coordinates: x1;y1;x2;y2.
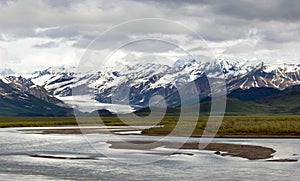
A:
0;127;299;180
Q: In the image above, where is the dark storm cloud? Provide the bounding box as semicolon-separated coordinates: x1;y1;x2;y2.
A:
210;0;300;22
144;0;300;22
1;0;299;34
126;0;300;44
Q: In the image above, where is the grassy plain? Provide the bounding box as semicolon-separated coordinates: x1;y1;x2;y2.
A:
0;115;299;137
141;115;300;137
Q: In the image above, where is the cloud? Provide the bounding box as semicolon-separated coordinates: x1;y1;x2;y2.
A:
0;47;21;65
33;41;59;48
210;0;300;22
0;47;9;63
0;0;299;72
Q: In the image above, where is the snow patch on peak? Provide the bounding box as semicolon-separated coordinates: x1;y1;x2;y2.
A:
261;63;300;74
172;58;197;67
262;64;278;73
0;75;9;84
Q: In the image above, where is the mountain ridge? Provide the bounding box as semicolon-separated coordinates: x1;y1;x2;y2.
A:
0;75;74;117
27;60;300;109
1;59;300;115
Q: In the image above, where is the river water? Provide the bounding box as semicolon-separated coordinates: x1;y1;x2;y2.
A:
0;127;299;180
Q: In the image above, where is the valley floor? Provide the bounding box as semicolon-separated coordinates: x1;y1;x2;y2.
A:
0;115;299;137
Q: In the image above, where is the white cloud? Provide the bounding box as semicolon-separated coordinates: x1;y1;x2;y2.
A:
0;0;299;73
0;46;21;66
0;37;81;73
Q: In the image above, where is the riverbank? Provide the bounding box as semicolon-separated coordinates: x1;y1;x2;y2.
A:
18;127;300;138
108;141;276;160
1;116;300;137
1;127;299;180
14;127;294;161
15;126;300;161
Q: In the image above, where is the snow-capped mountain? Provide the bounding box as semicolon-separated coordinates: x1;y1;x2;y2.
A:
227;63;300;91
1;75;65;106
2;58;299;115
27;59;300;110
30;66;77;97
0;74;72;116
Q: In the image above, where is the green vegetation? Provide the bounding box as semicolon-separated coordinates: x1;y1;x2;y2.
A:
199;97;300;116
0;117;78;128
1;115;300;137
217;116;300;136
0;116;144;128
141;115;300;137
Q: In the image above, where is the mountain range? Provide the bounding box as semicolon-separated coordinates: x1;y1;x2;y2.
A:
1;59;300;116
0;75;73;116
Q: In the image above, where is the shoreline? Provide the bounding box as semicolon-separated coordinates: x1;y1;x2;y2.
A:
1;115;299;137
108;141;276;160
16;127;300;138
5;126;299;162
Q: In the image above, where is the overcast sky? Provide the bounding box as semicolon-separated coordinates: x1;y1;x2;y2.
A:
0;0;300;73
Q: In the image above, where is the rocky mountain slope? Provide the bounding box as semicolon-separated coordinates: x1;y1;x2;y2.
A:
28;59;300;110
1;58;300;115
0;75;73;116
